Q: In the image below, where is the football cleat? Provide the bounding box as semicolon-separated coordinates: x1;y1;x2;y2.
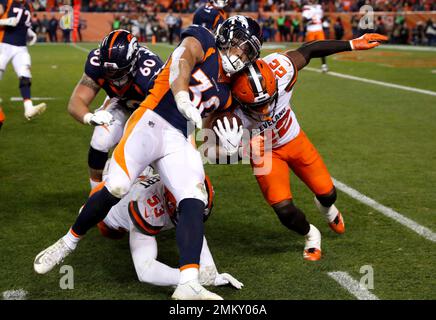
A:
172;280;224;300
34;238;72;274
321;64;329;73
329;212;345;234
25;103;46;120
304;224;322;261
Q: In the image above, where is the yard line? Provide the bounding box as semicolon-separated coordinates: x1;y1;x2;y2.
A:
305;67;436;97
10;97;58;102
327;272;379;300
2;289;27;300
333;178;436;243
71;43;90;53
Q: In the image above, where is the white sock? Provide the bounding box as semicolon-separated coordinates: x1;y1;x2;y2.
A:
314;197;339;223
62;229;80;250
305;224;321;249
179;267;199;284
89;178;101;190
24;99;33;113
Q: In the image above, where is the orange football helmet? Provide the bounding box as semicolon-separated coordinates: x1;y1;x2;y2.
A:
231;59;278;120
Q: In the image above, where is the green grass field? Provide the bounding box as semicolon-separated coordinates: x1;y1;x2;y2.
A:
0;42;435;300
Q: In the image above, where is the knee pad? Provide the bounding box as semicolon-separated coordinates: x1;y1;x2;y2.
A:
105;176;131;198
88;146;108;170
316;187;337;207
19;76;31;88
273;200;310;235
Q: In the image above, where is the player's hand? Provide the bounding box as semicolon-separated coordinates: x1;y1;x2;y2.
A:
83;110;114;126
350;33;388;50
174;91;202;129
214;273;244;289
213;117;243;156
0;17;18;27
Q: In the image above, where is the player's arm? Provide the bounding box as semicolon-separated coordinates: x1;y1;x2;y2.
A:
0;4;18;27
284;34;388;70
68;74;112;126
169;36;205;128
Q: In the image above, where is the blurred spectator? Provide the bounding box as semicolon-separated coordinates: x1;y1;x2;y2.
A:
277;11;287;42
424;19;436;46
375;16;387;35
412;21;425;45
48;14;58;42
291;16;301;42
165;9;178;45
333;17;344;40
323;15;331;39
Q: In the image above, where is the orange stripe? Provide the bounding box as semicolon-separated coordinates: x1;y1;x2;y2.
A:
0;0;13;43
202;48;216;62
113;106;147;179
222;94;232;111
180;264;199;271
129;201;160;235
70;228;81;239
212;14;221;30
108;31;121;59
139;58;172;111
89;181;105;197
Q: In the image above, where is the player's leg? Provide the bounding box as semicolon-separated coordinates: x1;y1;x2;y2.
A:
0;43;13;117
254;150;322;261
34;109;160;274
11;47;46;120
88;98;129;189
288;130;345;234
154;134;222;299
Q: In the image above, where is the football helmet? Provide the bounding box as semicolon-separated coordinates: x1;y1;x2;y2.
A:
210;0;229;8
165;175;215;225
99;29;139;87
216;16;263;75
231;59;278;120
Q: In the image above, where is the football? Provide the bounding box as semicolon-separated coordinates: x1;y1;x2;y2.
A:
204;110;243;132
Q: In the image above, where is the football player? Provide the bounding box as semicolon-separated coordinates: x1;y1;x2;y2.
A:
67;29;163;189
34;16;262;300
224;33;387;260
92;164;243;289
302;0;328;72
193;0;227;32
0;0;46;120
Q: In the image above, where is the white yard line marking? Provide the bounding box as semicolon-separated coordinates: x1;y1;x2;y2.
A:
327;272;379;300
305;67;436;97
71;43;90;53
10;97;58;102
333;178;436;243
2;289;28;300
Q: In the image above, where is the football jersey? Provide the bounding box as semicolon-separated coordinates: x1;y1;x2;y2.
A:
0;0;32;46
140;25;232;137
235;52;300;149
105;175;175;236
302;4;324;32
193;4;226;31
84;46;163;111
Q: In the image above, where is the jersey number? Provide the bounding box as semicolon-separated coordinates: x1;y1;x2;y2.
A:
145;195;165;218
13;7;31;28
275;109;292;139
268;59;287;78
189;69;220;114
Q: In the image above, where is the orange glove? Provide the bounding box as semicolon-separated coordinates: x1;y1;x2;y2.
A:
350;33;388;50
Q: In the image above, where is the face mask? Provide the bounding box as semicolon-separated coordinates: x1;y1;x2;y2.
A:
220;52;246;76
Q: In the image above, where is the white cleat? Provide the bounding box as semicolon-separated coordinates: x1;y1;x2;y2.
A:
25;103;46;120
172;280;224;300
321;64;329;73
34;238;73;274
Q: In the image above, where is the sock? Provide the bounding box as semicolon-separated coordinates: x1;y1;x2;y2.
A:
304;224;321;249
314;197;339;223
24;99;33;113
62;229;81;250
89;177;101;190
179;267;199;284
176;198;205;268
72;186;120;236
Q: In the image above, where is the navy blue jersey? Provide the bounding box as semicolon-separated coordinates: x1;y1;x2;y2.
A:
84;46;163;110
193;4;225;32
0;0;32;46
140;25;232;137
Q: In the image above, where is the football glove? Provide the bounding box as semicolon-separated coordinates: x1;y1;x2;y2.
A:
350;33;388;50
199;265;244;289
214;273;244;289
0;17;18;27
174;91;202;129
83;110;114;126
213;117;243;156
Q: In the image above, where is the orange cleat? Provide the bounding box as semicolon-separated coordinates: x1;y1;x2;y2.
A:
329;212;345;234
0;107;5;129
303;248;322;261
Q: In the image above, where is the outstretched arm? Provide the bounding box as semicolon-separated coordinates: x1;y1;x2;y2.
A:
0;4;18;27
285;33;388;70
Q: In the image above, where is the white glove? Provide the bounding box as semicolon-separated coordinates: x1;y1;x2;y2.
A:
174;91;202;129
83;110;114;126
27;28;37;46
213;117;243;156
214;273;244;289
0;17;18;27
